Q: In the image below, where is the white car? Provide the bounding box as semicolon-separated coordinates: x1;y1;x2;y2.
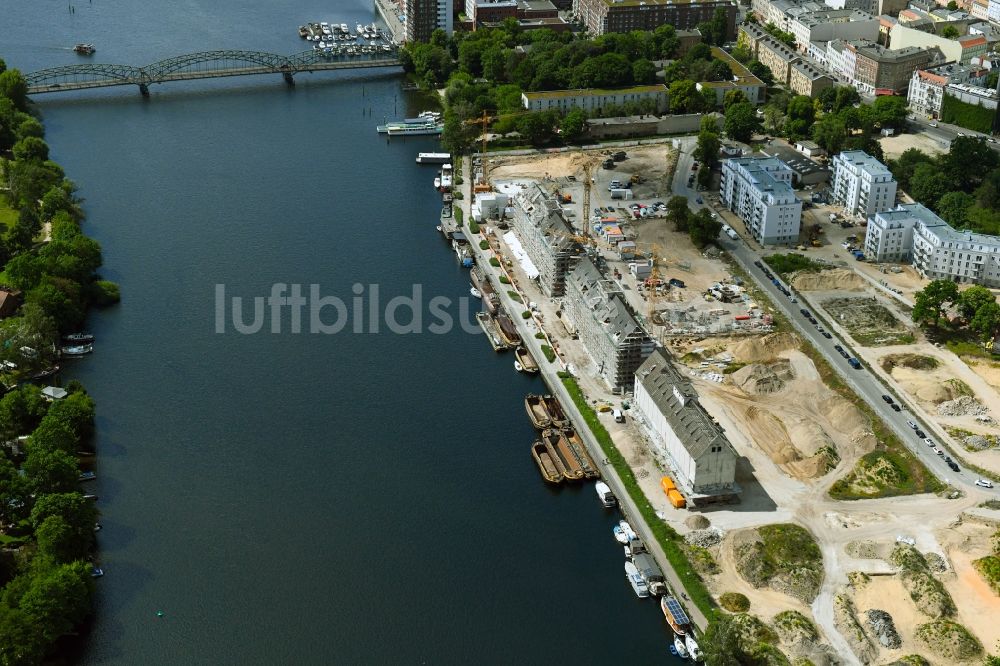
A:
933;447;944;456
924;438;934;446
929;122;938;128
907;420;918;429
975;479;994;488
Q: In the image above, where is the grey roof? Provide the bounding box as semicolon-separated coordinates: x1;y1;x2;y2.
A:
517;184;578;252
635;349;734;460
568;257;648;346
766;144;830;178
835;150;893;177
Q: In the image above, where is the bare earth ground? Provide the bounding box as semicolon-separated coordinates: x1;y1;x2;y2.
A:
879;133;951;161
478;159;1000;664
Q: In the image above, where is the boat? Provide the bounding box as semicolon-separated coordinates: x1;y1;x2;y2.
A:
419;110;442;120
356;23;364;33
562;427;599;478
685;634;703;661
340;23;348;32
63;332;94;343
618;520;637;542
541;428;584;481
496;313;521;347
437;164;453;192
661;596;690;636
377;120;445;136
30;365;60;381
61;344;93;357
476;313;508;352
298;25;310;37
531;440;562;484
485;293;500;315
669;644;678;657
625;561;650;598
79;471;96;482
613;525;629;544
91;567;104;578
524;394;552;429
633;552;667;596
541;395;569;428
93;522;101;532
514;346;538;374
674;636;689;659
73;43;96;55
470;286;482;299
595;481;616;507
417;152;451;164
471;267;495;298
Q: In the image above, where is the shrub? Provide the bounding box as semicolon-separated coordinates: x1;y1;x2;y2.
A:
719;592;751;612
541;345;555;362
479;239;489;250
521;310;531;319
489;257;500;267
499;275;510;284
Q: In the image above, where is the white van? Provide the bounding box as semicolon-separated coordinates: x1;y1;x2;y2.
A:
613;409;625;423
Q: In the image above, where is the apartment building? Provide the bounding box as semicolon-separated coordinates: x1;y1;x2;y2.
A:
720;157;803;246
908;61;989;117
509;184;580;297
697;47;767;105
574;0;737;37
788;9;880;50
890;25;988;64
520;85;669;113
832;150;898;219
789;59;837;96
865;204;1000;286
405;0;453;42
563;257;654;389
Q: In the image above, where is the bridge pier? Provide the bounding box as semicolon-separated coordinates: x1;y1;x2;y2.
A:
282;71;294;87
138;83;149;97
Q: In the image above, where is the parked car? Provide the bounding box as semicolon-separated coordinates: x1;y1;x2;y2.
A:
907;420;918;429
933;447;944;456
947;461;960;472
696;197;703;204
800;308;811;317
882;395;893;403
915;429;926;439
834;344;844;354
976;479;994;488
668;278;686;288
891;404;901;412
923;438;934;446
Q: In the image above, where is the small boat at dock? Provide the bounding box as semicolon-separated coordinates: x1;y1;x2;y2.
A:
495;312;521;347
63;332;94;344
673;636;689;659
595;481;616;507
91;567;104;578
61;344;93;357
613;525;629;544
79;471;96;482
541;394;569;428
625;561;650;598
470;286;482;299
661;596;690;636
485;293;500;315
542;428;584;481
685;634;702;661
525;394;552;429
531;440;562;484
514;346;538;374
618;520;637;542
416;152;451;164
30;365;60;381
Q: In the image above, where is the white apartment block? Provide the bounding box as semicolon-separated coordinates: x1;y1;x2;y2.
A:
908;62;989;119
990;0;1000;22
788;9;879;51
720;157;803;246
832;150;898;219
865;204;1000;286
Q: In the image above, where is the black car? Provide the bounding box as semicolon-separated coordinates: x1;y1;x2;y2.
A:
915;429;926;439
834;344;844;353
668;278;686;288
839;349;850;359
882;395;893;403
821;331;832;339
947;461;960;472
800;308;811;317
891;404;901;412
754;260;763;268
808;316;818;325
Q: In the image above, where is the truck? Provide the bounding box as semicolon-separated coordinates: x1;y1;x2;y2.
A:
853;250;865;261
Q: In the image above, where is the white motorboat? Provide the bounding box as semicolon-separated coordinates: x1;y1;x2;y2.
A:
674;636;689;659
63;332;94;344
61;344;93;357
625;561;650;598
470;286;482;299
595;480;616;507
340;23;348;32
612;525;629;544
618;520;637;542
514;360;524;372
685;634;703;661
356;23;364;33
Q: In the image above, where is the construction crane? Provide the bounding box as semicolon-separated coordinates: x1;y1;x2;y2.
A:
628;241;670;334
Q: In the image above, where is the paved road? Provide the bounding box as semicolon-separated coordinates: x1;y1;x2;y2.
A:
667;140;990;492
908;116;999;151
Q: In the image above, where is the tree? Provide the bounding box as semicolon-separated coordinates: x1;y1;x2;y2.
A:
941;137;999;192
747;60;773;86
889;147;935;192
724;101;760;142
695;129;721;166
0;69;29;111
28;418;78;456
631;58;657;85
36;515;83;563
910;162;950;209
723;90;747;110
0;385;49;440
11;137;49;162
958;285;996;320
937;191;976;228
762;106;785;135
517;111;558;146
23;447;78;496
912;279;960;326
942;25;960;38
30;492;97;561
16;117;44;141
666;196;691;232
669;79;707;114
970;301;1000;341
870;95;908;129
701;615;758;666
560;108;587;143
689;208;723;247
812;116;848;154
0;604;46;666
18;562;92;644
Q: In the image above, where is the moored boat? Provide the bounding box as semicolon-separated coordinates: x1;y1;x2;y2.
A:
485;293;500;315
562;427;599;478
61;344;93;357
496;313;520;347
531;440;562;483
613;525;629;544
476;313;507;352
514;346;538;374
91;566;104;578
30;365;60;381
595;480;616;507
542;428;584;481
541;395;569;428
416;152;451;164
625;561;650;598
470;286;482;299
618;519;637;542
63;332;94;344
79;471;96;482
685;634;703;661
661;596;690;636
674;636;689;659
524;394;552;429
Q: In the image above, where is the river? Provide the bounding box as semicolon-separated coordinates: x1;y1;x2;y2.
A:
3;2;678;663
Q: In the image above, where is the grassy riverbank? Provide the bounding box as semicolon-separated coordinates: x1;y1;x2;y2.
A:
562;377;718;621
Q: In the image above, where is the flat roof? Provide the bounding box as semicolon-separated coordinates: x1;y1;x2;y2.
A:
602;0;735;7
766;144;830;177
523;85;667;100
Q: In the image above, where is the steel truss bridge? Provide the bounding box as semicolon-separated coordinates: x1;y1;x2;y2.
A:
25;49;403;95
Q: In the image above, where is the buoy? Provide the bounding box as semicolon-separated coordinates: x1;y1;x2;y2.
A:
156;611;164;617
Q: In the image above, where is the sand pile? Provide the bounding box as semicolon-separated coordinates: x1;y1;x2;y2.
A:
732;332;798;363
732;364;787;394
685;515;710;529
792;269;866;292
819;396;867;434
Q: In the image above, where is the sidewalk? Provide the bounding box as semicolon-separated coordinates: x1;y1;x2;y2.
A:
456;160;710;631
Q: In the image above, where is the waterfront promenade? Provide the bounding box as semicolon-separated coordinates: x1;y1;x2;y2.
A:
456;160;710;632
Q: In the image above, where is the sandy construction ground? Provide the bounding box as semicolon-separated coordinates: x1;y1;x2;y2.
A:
880;132;951;160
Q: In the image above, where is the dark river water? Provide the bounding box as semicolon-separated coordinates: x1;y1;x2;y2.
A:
2;3;679;663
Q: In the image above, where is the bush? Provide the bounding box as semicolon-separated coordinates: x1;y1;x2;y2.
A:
88;280;120;306
764;253;823;277
489;257;500;267
719;592;751;612
541;345;556;362
479;239;489;250
499;275;510;284
534;332;545;339
521;310;531;319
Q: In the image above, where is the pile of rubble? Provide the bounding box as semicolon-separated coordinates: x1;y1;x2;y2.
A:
685;528;723;548
865;609;901;649
924;552;948;573
964;434;996;450
937;396;988;417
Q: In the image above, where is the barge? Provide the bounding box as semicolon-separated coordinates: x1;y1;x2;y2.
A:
562;427;599;479
514;346;539;374
541;394;569;428
476;313;508;352
541;428;584;481
495;312;521;347
525;394;552;429
531;440;562;483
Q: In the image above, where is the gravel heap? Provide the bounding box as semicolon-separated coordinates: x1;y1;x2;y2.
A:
685;528;723;548
937;396;988;417
964;435;994;450
685;514;710;530
845;540;880;559
866;609;902;649
925;552;948;573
